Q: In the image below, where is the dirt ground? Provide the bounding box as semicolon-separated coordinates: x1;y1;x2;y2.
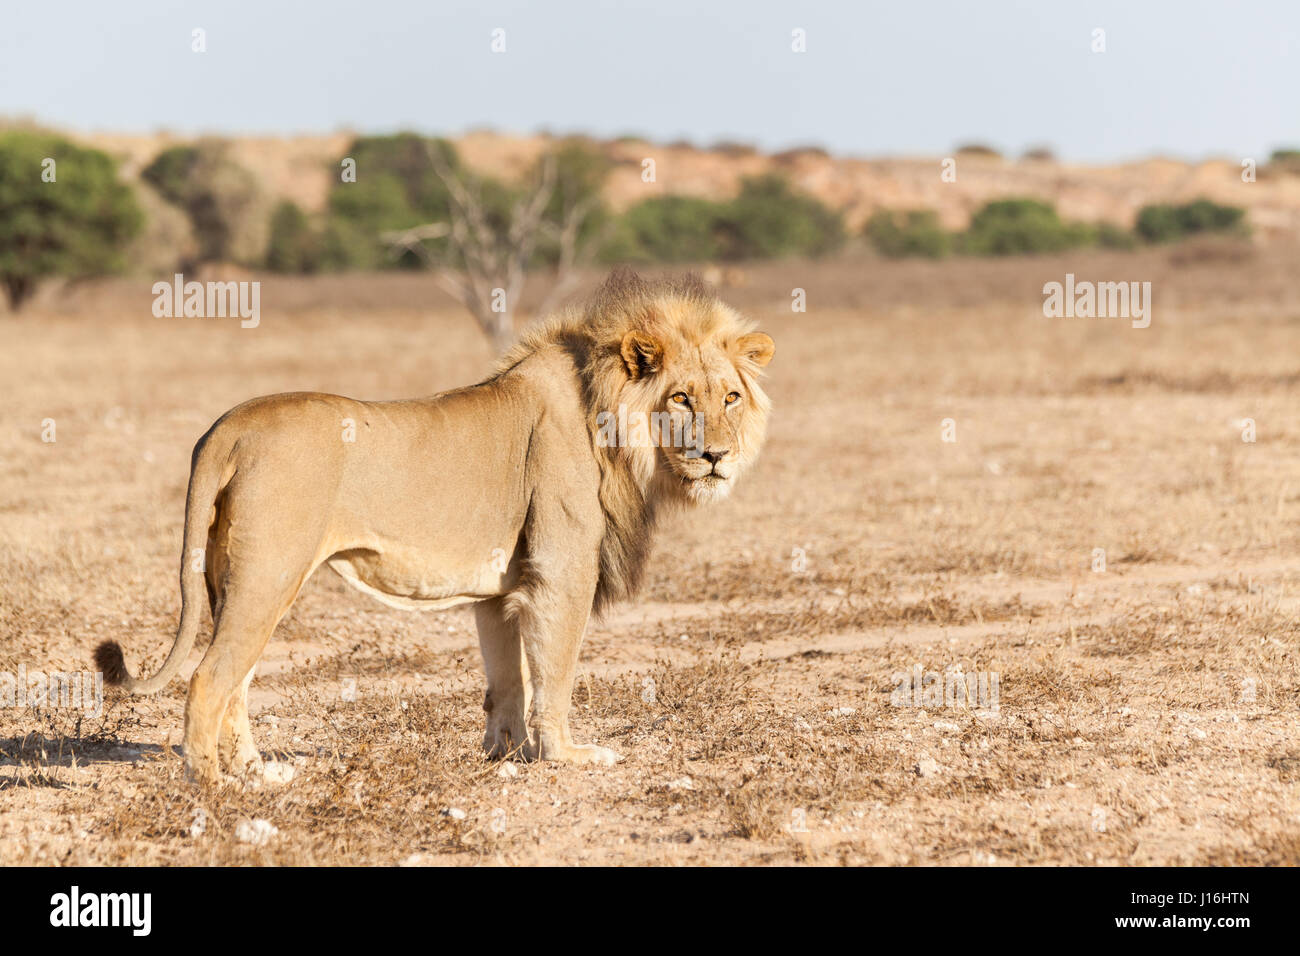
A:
2;246;1299;865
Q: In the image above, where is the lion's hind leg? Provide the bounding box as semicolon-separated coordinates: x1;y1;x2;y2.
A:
185;593;280;786
217;667;263;779
475;597;533;759
185;545;320;786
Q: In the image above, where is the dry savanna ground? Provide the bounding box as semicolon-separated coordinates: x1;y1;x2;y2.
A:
2;243;1299;865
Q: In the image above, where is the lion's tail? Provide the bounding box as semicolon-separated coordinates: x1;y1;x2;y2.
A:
94;426;235;695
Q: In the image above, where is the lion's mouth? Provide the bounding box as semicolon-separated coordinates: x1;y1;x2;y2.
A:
681;471;727;485
665;453;733;489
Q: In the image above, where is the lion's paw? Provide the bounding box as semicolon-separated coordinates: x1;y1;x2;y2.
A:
546;743;622;767
483;731;533;762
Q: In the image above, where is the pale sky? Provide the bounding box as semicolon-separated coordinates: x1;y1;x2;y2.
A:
1;0;1295;162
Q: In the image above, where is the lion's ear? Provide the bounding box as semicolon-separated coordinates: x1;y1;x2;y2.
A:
620;330;663;380
736;332;775;368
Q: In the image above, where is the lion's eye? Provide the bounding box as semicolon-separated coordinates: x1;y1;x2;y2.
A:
671;392;689;405
725;392;741;405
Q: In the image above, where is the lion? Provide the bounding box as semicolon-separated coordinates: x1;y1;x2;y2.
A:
94;269;775;786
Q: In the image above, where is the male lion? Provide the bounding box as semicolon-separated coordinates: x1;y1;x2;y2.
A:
95;270;775;785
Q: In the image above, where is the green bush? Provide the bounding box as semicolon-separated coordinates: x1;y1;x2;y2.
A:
865;209;951;258
1048;221;1139;251
717;174;845;259
265;201;321;273
866;204;1138;258
955;143;1003;159
960;198;1093;256
1134;199;1246;243
1267;149;1300;176
0;131;142;310
600;195;727;263
318;143;837;271
1093;222;1139;250
709;140;759;158
141;141;266;264
600;175;845;264
316;135;614;274
139;146;197;200
322;133;461;270
317;217;381;272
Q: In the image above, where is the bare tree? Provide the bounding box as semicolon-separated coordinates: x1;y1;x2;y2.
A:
382;141;605;353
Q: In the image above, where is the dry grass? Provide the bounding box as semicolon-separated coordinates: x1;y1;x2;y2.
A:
2;248;1299;864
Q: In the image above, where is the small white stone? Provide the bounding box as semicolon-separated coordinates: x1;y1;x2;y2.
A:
667;776;694;791
189;808;207;838
444;807;467;820
235;819;279;846
916;757;941;777
933;720;960;733
262;761;295;785
496;762;519;778
827;706;858;717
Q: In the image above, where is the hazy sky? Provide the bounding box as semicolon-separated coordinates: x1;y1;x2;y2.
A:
2;0;1295;162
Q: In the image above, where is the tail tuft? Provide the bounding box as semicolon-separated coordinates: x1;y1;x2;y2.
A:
94;640;130;685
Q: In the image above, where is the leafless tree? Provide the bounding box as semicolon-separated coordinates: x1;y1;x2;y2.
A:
382;141;605;353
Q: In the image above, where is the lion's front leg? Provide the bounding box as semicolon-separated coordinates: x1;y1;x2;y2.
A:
516;566;621;768
475;597;533;759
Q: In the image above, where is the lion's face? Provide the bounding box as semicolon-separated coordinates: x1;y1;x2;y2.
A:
655;339;770;503
617;310;775;506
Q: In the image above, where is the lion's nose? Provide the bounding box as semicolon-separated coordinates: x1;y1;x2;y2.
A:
701;448;729;465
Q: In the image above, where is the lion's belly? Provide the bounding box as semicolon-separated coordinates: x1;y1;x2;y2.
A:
324;544;514;612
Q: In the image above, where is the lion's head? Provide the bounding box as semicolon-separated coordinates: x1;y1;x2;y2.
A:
561;269;775;507
498;269;775;609
615;308;773;506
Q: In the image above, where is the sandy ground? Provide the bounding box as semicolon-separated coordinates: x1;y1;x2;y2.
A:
2;248;1298;865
